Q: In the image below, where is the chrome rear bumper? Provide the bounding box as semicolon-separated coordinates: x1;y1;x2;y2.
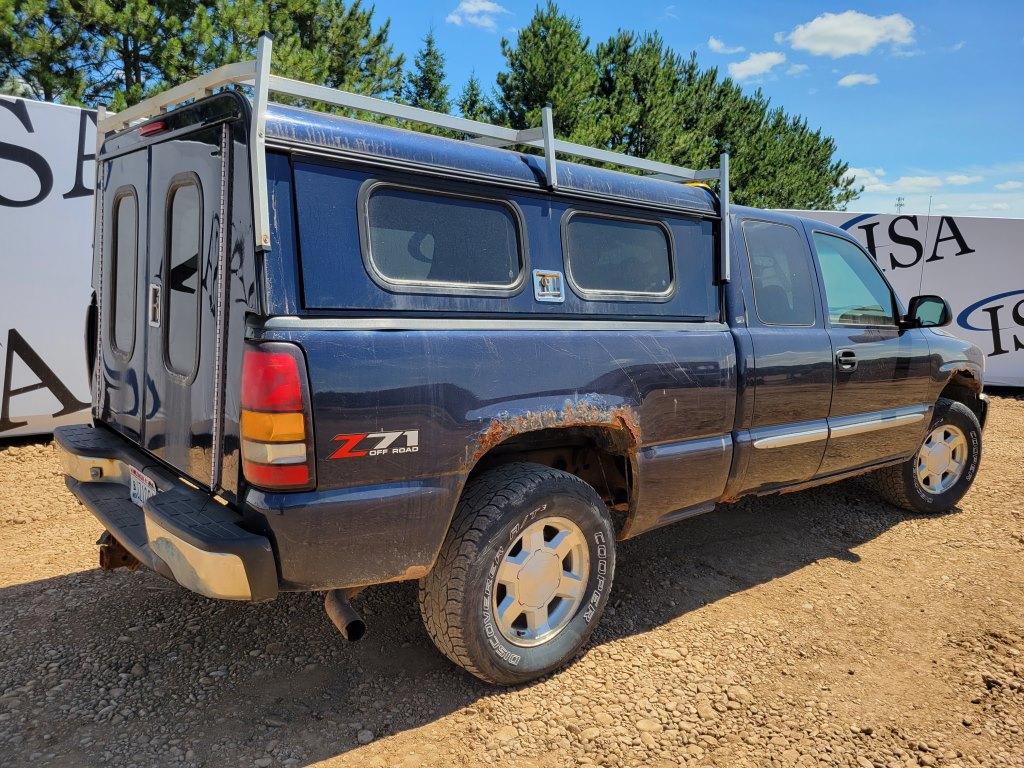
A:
55;424;278;602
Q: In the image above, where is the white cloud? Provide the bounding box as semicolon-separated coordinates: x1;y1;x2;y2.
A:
838;73;879;87
845;167;889;192
445;0;510;31
708;36;744;54
846;163;1024;215
773;31;786;45
945;174;983;186
948;41;966;52
786;63;809;75
895;176;944;191
728;51;786;82
786;11;914;58
662;5;678;20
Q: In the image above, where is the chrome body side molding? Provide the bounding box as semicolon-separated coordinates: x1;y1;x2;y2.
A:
752;405;930;449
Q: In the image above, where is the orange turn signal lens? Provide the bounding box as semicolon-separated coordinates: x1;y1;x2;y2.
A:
240;409;305;443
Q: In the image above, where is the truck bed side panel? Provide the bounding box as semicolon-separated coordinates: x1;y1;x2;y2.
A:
246;325;736;590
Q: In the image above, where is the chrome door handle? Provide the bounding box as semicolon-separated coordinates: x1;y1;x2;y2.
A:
836;349;857;371
148;283;162;328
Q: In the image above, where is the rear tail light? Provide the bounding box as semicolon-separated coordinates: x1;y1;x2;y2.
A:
240;343;315;491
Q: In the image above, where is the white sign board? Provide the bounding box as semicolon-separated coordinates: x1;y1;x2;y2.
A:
792;211;1024;388
1;97;95;438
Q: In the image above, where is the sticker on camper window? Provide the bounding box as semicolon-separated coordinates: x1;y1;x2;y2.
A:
533;269;565;303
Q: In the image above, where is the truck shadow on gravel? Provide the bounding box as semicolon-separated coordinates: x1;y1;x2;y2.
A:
0;479;955;767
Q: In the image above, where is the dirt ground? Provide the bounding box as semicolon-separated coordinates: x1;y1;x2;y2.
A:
0;397;1022;768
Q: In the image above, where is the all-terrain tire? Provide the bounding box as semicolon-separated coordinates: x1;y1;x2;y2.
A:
418;462;616;685
868;397;982;514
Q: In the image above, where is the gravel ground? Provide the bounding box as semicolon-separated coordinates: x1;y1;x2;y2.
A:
0;396;1022;768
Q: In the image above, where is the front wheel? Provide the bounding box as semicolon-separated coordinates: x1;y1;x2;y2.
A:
418;463;616;685
868;397;982;514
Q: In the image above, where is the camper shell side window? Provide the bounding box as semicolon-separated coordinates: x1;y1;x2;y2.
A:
358;182;526;296
562;210;675;302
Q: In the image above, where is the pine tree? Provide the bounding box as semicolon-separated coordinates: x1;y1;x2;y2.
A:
457;71;493;121
187;0;404;100
0;0;87;103
404;29;450;112
494;1;599;143
72;0;200;108
595;31;679;161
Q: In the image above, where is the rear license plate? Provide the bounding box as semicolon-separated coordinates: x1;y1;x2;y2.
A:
129;466;157;508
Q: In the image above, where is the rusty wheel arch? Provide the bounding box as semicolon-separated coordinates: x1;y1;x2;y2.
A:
463;399;642;533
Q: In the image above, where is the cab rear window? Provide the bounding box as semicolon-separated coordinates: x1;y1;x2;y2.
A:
363;185;523;292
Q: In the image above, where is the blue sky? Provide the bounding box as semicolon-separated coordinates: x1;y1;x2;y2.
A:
370;0;1024;217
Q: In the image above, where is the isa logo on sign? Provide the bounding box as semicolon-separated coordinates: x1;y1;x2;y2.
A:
957;290;1024;359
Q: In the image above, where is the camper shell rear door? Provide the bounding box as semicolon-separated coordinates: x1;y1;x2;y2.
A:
95;94;248;491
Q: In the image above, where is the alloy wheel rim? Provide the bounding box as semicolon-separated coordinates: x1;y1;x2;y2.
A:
915;424;968;494
492;516;590;648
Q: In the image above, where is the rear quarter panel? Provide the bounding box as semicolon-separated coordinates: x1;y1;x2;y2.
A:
248;324;736;590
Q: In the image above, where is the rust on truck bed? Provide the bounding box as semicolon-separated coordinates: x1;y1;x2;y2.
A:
471;396;641;463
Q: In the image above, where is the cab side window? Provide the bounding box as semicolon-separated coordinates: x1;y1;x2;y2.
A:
812;233;896;327
741;219;817;326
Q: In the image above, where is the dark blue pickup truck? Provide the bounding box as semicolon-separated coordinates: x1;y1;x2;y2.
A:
56;38;988;684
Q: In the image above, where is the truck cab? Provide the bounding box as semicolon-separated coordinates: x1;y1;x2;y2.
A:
56;36;987;685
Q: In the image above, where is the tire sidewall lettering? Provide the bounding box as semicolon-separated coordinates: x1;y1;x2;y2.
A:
480;500;610;668
912;409;981;507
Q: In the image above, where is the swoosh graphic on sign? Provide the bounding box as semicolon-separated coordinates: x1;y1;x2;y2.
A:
839;213;876;230
956;289;1024;331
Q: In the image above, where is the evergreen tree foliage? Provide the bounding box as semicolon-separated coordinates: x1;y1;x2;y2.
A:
187;0;403;100
0;0;403;108
0;0;858;208
0;0;91;103
496;4;858;209
458;70;493;121
495;1;600;143
404;29;450;113
457;71;493;122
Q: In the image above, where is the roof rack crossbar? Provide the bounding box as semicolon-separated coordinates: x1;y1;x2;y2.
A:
95;33;731;281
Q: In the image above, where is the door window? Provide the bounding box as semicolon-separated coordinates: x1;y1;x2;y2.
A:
110;188;138;356
813;233;896;327
164;177;202;377
741;220;817;326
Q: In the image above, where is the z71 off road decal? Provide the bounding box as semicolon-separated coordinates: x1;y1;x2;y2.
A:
328;430;419;459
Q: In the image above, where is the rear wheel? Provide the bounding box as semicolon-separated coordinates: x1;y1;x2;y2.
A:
868;397;982;514
419;463;616;685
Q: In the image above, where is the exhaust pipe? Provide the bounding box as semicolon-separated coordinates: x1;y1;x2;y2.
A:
324;588;366;642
